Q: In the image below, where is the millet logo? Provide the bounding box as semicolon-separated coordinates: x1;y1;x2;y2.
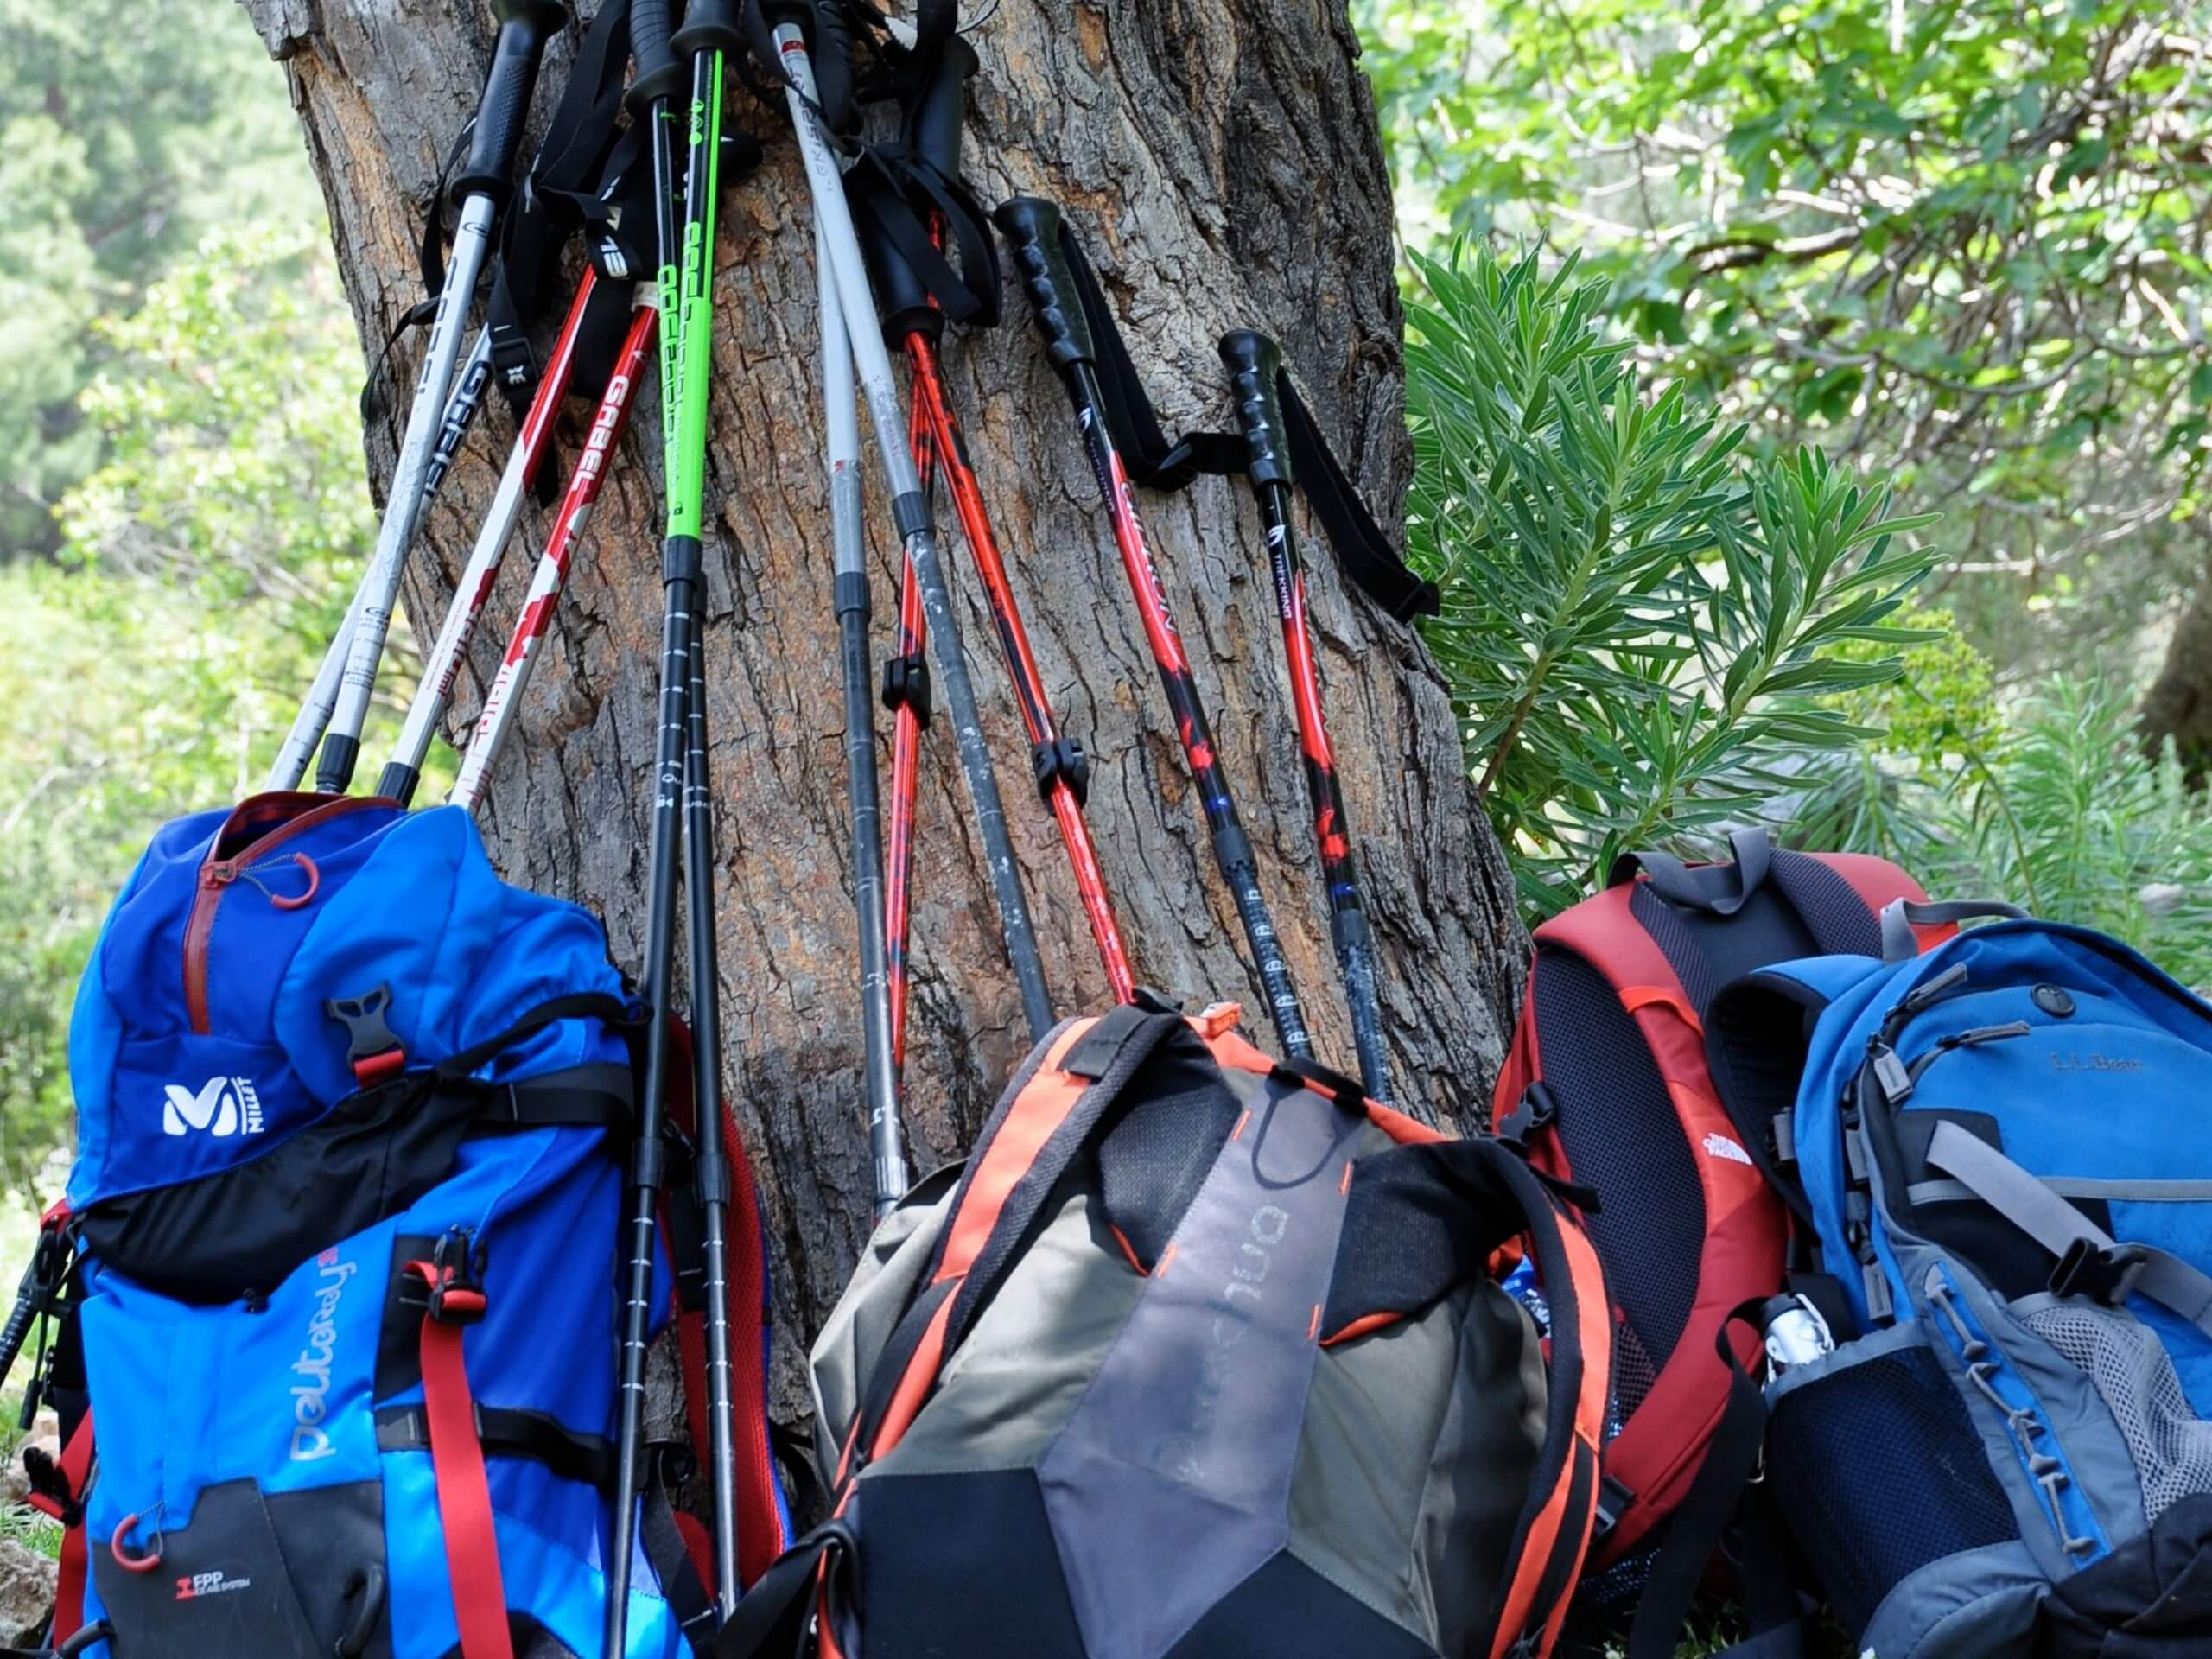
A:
289;1249;357;1461
1166;1202;1291;1486
2050;1052;2143;1073
162;1077;264;1138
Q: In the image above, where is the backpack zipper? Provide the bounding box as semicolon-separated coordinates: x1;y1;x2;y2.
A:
183;798;379;1033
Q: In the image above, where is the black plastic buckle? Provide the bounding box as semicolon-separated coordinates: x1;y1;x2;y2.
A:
423;1227;488;1326
326;985;406;1084
2050;1238;2147;1306
1131;986;1181;1015
1496;1081;1559;1146
880;652;932;728
1032;736;1091;807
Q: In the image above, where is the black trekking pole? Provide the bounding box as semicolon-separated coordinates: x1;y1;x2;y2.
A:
607;0;747;1644
749;0;1056;1054
285;0;567;797
1219;330;1390;1099
995;198;1314;1060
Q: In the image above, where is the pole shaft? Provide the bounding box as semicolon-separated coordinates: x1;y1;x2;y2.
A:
1253;479;1389;1096
1060;357;1313;1058
776;26;1055;1046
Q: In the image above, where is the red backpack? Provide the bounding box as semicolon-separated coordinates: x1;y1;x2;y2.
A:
1491;830;1938;1614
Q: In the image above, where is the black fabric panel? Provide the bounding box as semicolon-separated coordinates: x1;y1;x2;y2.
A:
77;1068;623;1305
1765;1344;2016;1637
1533;944;1702;1388
1879;1107;2104;1300
1769;851;1884;957
1631;880;1819;1020
93;1477;385;1659
1166;1550;1436;1658
2035;1492;2212;1655
1092;1039;1244;1268
1320;1141;1526;1338
373;1403;615;1489
374;1231;440;1402
856;1471;1085;1656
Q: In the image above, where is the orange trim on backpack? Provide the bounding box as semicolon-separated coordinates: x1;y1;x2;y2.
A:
1319;1310;1404;1347
868;1289;959;1462
933;1018;1096;1288
1620;982;1701;1033
1365;1099;1447;1145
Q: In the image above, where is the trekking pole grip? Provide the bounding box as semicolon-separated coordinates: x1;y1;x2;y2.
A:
910;36;978;178
451;0;569;207
994;197;1094;368
626;0;683;112
674;0;747;56
1219;329;1295;491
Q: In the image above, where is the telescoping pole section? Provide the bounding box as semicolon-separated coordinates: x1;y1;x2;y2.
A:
1218;330;1391;1101
995;196;1314;1061
281;1;568;797
766;10;1057;1050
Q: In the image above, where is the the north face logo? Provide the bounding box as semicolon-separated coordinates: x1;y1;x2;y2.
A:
1702;1132;1753;1166
162;1077;264;1138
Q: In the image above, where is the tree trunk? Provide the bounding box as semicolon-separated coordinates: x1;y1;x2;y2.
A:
238;0;1525;1415
2142;556;2212;783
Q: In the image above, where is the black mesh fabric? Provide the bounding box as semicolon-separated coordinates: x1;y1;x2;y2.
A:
1631;880;1821;1020
1533;944;1704;1376
1320;1141;1525;1338
1770;850;1885;957
1611;1314;1660;1421
1092;1046;1244;1268
1766;1344;2018;1635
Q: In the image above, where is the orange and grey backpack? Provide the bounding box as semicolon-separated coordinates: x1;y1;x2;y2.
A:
1491;829;1939;1633
718;995;1611;1659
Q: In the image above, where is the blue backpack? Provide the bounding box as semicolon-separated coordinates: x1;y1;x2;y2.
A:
1704;911;2212;1657
24;792;790;1659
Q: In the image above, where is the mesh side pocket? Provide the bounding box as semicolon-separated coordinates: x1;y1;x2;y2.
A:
1766;1342;2018;1635
2026;1301;2212;1522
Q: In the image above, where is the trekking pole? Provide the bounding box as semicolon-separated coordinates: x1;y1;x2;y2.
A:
868;41;1137;1010
608;0;743;1641
820;208;908;1214
1219;330;1390;1099
882;448;926;1073
995;199;1314;1058
295;0;569;798
753;3;1056;1046
272;327;497;794
448;288;658;811
379;270;605;806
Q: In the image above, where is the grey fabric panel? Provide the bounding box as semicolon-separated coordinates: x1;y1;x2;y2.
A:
2023;1299;2212;1523
1860;1537;2048;1658
874;1182;1153;1477
808;1158;964;1490
1035;1076;1362;1659
1905;1249;2153;1566
1286;1283;1545;1646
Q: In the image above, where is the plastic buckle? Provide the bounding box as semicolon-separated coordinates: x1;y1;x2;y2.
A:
880;652;932;728
327;984;406;1086
1497;1082;1559;1146
1031;736;1091;807
423;1227;488;1326
2050;1238;2147;1306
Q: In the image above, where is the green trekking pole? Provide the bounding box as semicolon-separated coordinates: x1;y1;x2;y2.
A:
607;0;745;1648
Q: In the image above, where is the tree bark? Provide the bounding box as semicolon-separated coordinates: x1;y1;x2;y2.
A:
2142;556;2212;783
238;0;1525;1416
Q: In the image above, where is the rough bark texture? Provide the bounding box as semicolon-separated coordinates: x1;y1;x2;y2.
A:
239;0;1525;1415
2143;559;2212;781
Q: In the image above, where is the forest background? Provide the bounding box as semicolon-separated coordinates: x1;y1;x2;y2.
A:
3;0;2208;1221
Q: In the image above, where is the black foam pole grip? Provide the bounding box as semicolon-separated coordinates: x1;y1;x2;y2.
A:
450;0;569;208
673;0;746;57
994;197;1094;369
908;36;976;178
1219;329;1295;491
626;0;683;112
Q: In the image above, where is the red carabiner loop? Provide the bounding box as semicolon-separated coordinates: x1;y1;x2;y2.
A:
268;852;321;912
110;1504;164;1573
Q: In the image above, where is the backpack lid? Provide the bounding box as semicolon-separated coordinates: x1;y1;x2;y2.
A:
67;795;629;1210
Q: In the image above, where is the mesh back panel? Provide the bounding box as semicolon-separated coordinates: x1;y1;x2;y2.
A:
1612;1315;1659;1421
1770;852;1885;957
1767;1345;2017;1634
2027;1303;2212;1522
1533;945;1704;1376
1628;883;1722;1015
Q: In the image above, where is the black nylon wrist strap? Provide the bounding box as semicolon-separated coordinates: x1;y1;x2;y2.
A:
1050;217;1440;621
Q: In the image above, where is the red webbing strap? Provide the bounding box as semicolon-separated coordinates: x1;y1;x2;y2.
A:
404;1261;513;1659
35;1414;94;1644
